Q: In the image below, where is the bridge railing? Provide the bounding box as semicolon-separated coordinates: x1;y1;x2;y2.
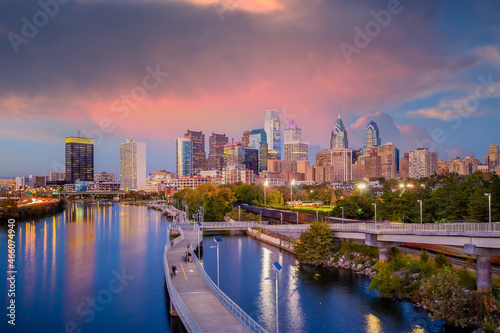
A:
201;222;260;228
163;225;202;333
266;222;500;233
190;234;267;333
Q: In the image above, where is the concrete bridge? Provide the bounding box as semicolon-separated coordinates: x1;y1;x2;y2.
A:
60;191;125;201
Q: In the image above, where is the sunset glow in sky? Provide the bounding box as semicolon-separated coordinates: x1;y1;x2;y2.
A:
1;0;500;176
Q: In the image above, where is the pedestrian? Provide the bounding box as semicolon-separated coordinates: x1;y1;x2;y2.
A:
172;264;177;276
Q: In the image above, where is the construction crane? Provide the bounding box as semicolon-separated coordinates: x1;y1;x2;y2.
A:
217;138;242;167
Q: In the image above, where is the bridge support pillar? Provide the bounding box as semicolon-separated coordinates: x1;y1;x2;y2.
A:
365;234;401;262
170;299;178;316
378;248;390;262
464;244;500;293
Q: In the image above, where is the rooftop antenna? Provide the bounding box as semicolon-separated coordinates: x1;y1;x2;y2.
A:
338;108;341;119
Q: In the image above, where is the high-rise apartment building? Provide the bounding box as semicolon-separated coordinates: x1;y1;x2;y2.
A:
330;114;348;149
409;148;438;178
176;138;193;177
284;120;301;142
264;110;281;158
184;130;206;175
65;137;94;183
267;150;279;160
208;133;228;171
316;150;331;166
249;129;268;172
120;139;146;191
49;171;66;182
365;148;382;179
364;121;381;150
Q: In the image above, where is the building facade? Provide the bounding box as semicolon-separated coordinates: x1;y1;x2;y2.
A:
184;130;206;175
364;121;381;150
249;129;268;172
330;148;353;182
208;132;228;171
65;137;94;183
94;172;116;182
176;138;193;178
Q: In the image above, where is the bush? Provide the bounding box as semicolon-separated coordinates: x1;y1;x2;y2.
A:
295;221;336;265
434;253;448;268
420;250;429;263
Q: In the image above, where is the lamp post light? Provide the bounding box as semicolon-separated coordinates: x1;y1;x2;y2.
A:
289;179;296;208
485;193;491;224
264;179;269;206
200;206;205;223
315;209;318;222
280;213;282;225
197;222;202;258
296;211;299;225
372;202;377;223
238;206;241;222
341;206;344;224
358;183;366;195
417;200;423;224
265;261;283;333
210;236;223;287
260;211;262;223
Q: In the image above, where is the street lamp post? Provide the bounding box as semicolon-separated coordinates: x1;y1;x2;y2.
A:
260;211;262;223
417;200;423;224
238;206;241;222
296;211;299;225
265;261;283;333
485;193;491;224
372;202;377;223
315;209;318;222
358;183;366;195
341;206;344;224
210;236;223;287
290;179;295;207
280;213;282;225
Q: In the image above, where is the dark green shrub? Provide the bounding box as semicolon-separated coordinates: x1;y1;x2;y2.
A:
420;250;429;263
434;253;448;268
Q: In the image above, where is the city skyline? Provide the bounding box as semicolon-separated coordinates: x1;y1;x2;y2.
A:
2;1;500;177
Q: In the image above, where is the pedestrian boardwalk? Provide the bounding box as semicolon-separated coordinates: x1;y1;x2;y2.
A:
165;226;250;333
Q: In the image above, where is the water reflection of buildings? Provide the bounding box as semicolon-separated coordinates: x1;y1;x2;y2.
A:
285;259;304;332
258;247;274;330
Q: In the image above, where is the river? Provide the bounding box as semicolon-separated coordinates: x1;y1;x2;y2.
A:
0;202;468;332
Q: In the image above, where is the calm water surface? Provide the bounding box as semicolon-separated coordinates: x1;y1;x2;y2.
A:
0;202;468;332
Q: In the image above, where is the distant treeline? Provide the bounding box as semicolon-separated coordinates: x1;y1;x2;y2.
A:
0;199;66;223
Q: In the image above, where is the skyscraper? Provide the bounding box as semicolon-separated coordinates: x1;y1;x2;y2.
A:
65;137;94;183
264;110;281;158
378;142;398;179
489;144;499;170
176;138;193;177
184;130;206;175
330;114;348;149
208;133;228;171
284;120;308;162
249;129;268;172
120;139;146;191
364;121;381;150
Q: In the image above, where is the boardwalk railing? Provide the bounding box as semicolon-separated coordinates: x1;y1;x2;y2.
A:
163;225;202;333
190;234;267;333
201;222;260;229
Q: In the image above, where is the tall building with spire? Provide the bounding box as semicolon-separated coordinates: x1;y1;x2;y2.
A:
264;110;281;158
364;121;381;150
330;114;348;149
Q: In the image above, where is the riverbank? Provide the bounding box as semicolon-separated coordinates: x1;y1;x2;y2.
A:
0;198;66;223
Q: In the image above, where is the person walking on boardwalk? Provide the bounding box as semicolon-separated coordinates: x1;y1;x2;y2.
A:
172;264;177;277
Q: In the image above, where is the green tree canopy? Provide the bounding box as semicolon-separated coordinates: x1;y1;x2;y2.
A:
294;221;336;265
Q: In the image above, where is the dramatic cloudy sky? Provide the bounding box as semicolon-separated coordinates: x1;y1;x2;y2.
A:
1;0;500;177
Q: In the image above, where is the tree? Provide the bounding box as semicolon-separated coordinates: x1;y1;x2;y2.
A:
234;184;263;205
468;186;488;222
266;190;283;206
294;221;336;265
0;200;19;222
